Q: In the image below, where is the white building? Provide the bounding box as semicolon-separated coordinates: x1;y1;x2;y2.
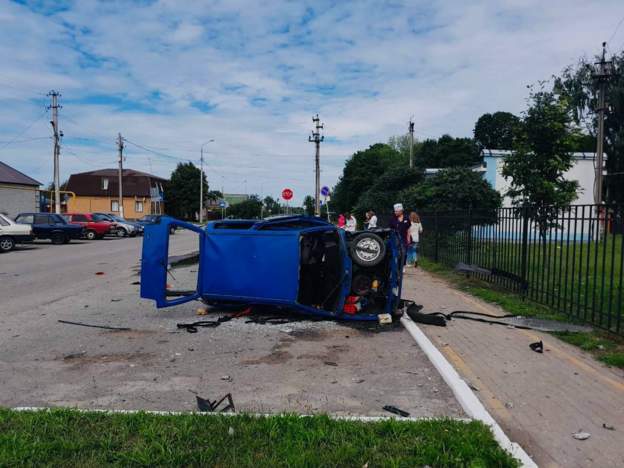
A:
482;149;601;207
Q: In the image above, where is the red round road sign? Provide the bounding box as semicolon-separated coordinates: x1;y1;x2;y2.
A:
281;188;293;201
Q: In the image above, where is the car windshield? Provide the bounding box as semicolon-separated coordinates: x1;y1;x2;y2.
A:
92;214;110;222
140;215;157;222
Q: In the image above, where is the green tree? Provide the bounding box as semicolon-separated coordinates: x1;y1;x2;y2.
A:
354;167;423;220
387;134;421;162
303;195;315;216
554;51;624;203
262;196;281;217
502;89;579;235
166;162;207;220
331;143;403;213
473;112;521;150
399;167;501;215
414;135;481;168
227;195;263;219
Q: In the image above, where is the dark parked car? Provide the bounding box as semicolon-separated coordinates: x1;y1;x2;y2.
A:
14;212;84;244
137;215;175;234
141;216;404;322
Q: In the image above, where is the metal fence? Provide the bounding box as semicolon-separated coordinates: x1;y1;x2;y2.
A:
419;204;624;335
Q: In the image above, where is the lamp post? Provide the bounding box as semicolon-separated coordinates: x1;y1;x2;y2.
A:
199;139;215;224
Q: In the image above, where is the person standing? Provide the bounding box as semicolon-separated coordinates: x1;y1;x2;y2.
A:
367;210;378;229
337;213;346;229
407;211;423;266
345;212;357;232
389;203;410;268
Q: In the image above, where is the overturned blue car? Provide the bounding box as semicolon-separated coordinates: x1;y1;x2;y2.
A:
140;215;404;321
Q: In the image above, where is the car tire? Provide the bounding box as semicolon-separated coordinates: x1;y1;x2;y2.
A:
116;228;127;238
349;232;386;267
169;227;176;235
63;236;71;244
85;230;97;240
0;236;15;253
51;232;64;245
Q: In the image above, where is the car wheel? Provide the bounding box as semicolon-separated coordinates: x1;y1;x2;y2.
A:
0;236;15;253
85;230;97;240
51;232;64;245
349;232;386;267
63;236;71;244
116;228;127;238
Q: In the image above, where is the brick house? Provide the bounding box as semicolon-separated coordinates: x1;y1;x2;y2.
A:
66;168;167;219
0;161;41;218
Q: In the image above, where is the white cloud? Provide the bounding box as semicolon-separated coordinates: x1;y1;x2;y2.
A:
0;0;623;202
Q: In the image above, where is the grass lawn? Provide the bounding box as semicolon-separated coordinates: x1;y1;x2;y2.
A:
0;409;519;467
419;258;624;370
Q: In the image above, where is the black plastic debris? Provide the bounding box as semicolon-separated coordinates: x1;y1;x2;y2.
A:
383;405;410;417
58;319;131;331
177;316;233;333
529;341;544;353
196;393;235;413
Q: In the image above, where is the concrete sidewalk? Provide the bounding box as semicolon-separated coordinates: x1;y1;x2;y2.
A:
402;268;624;468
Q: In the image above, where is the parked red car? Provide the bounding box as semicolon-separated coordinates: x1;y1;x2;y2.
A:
62;213;116;240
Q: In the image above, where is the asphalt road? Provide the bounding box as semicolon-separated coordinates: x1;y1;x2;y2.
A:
0;231;463;417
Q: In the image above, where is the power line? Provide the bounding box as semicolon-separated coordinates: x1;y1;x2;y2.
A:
0;136;50;145
608;14;624;45
0;108;48;150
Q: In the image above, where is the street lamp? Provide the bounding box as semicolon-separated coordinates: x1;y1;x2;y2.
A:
200;139;215;224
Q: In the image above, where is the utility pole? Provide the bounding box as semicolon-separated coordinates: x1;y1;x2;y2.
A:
308;114;324;216
117;133;124;218
408;119;415;169
199;140;214;224
48;91;62;213
592;42;613;235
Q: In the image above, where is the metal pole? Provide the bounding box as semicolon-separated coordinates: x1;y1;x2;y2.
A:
117;133;124;218
409;120;414;169
199;146;203;223
309;114;324;217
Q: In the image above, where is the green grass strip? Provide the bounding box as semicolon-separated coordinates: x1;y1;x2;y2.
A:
0;409;518;467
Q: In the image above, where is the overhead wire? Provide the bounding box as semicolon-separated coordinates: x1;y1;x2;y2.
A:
0;107;49;150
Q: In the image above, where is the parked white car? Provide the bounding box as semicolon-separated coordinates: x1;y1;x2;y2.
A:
0;213;34;252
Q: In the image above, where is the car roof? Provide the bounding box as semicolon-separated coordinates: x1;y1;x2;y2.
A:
207;215;333;232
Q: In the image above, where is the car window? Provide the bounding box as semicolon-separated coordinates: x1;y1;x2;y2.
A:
50;214;66;224
73;214;89;222
34;214;49;224
92;214;109;221
16;214;34;224
62;215;71;222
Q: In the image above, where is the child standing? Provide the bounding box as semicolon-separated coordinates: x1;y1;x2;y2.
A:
407;212;423;266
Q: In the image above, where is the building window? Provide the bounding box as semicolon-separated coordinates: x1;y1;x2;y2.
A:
151;202;156;213
135;201;144;213
102;178;109;190
111;200;119;212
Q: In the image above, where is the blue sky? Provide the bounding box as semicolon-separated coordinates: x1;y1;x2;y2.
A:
1;0;623;202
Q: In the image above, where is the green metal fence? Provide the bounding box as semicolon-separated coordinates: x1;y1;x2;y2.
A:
419;205;624;335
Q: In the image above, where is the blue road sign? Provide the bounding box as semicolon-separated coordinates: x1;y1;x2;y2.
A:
321;186;330;197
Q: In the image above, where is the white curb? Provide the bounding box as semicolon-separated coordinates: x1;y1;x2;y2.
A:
401;315;537;468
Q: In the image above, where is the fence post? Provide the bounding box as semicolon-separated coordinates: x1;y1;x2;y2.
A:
434;210;439;262
466;206;473;266
520;205;529;296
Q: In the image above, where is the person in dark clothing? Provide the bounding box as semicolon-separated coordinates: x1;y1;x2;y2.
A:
389;203;410;267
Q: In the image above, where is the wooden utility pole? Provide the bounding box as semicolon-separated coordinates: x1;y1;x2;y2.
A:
308;114;324;216
593;42;613;206
48;91;62;213
117;133;124;218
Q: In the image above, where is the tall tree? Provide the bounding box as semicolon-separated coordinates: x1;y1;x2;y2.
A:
413;135;481;168
502;89;579;236
554;51;624;203
227;195;263;219
399;167;501;215
303;195;315;216
166;162;208;220
473;111;520;150
331;143;403;213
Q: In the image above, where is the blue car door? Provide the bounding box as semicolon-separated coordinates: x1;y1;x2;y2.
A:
33;214;50;237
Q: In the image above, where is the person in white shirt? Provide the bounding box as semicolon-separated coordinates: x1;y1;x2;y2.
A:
367;210;378;229
406;211;423;266
345;212;357;232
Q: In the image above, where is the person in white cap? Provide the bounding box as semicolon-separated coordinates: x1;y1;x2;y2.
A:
389;203;410;267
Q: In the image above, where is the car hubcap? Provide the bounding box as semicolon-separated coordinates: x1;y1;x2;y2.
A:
355;238;380;263
0;239;12;250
